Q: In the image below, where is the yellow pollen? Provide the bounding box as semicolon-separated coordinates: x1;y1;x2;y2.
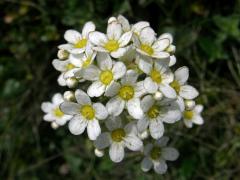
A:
100;70;113;85
170;80;181;94
80;105;95;120
104;40;119;52
150;147;161;160
147;105;160;119
74;38;87;48
118;85;134;101
111;128;126;142
82;58;92;68
150;69;162;83
66;63;75;70
184;110;194;120
54;107;64;117
140;44;154;55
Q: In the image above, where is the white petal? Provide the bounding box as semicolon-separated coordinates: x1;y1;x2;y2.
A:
105;116;122;130
124;135;143;151
153;160;168;174
192;115;204;125
137;56;153;74
152;51;170;59
106;97;125;116
152;38;170;51
82;21;95;37
195;104;203;113
68;115;87;135
179;85;199;99
82;65;100;81
176;96;185;112
110;47;127;58
124;121;138;135
75;89;91;105
69;48;85;54
169;55;176;67
89;31;108;46
134;81;147;98
109;143;125;163
118;31;132;47
93;46;108;52
52;93;63;105
107;22;122;40
41;102;53;113
43;114;55;121
137;117;149;132
69;53;84;67
87;81;105;97
52;59;68;72
93;103;108;120
144;77;158;93
127;98;143;119
132;21;150;35
121;70;138;85
161;108;182;124
97;52;112;70
117;15;131;32
57;73;67;86
105;82;120;97
94;132;111;149
60;102;80;115
64;30;81;44
87;119;101;140
58;44;73;51
141;157;153;172
112;62;126;79
156;136;170;147
162;147;179;161
149;120;164;139
139;27;156;45
158;33;173;44
159;84;177;99
184;119;193;128
141;95;155;112
175;66;189;85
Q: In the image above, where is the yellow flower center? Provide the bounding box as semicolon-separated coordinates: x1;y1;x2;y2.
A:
74;38;87;48
53;107;64;117
150;69;162;83
104;40;119;52
100;70;113;85
170;80;181;94
82;58;92;68
140;44;154;55
111;128;126;142
66;63;75;70
118;85;134;101
147;105;160;119
150;147;161;160
80;105;95;120
183;110;194;120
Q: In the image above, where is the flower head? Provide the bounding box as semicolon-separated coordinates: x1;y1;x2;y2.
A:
183;104;204;128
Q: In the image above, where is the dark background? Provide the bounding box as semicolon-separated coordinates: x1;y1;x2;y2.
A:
1;0;240;179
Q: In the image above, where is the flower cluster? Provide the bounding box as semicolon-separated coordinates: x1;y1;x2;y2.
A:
41;15;204;174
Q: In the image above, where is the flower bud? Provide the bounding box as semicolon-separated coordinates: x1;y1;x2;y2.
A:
63;91;76;102
94;148;104;157
57;49;69;60
66;78;78;88
185;100;195;110
108;17;117;24
154;91;163;101
51;122;59;129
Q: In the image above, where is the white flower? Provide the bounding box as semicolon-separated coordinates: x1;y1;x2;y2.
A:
94;117;143;163
137;95;181;139
41;93;72;126
89;20;132;58
141;136;179;174
183;104;204;128
82;52;126;97
170;66;199;111
60;89;108;140
139;58;176;99
58;21;96;54
106;70;146;119
134;27;171;59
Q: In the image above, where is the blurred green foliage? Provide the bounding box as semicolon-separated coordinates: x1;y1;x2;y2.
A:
1;0;240;179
